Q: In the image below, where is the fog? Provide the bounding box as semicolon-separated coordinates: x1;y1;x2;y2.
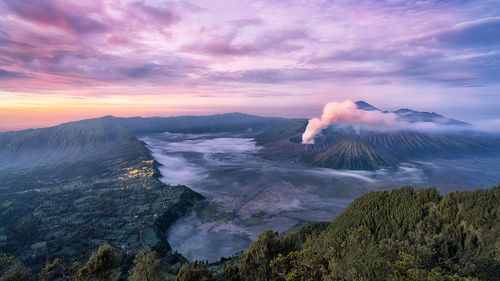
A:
141;133;500;262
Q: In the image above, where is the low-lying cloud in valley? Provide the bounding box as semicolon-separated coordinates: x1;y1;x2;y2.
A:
166;212;251;262
140;131;500;262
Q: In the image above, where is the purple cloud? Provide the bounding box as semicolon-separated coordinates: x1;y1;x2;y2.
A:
183;28;307;56
2;0;106;34
130;1;180;26
0;0;499;124
0;68;26;79
230;18;263;27
409;17;500;48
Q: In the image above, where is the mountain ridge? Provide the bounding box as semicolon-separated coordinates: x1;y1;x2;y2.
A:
355;100;470;126
0;113;289;171
256;102;500;170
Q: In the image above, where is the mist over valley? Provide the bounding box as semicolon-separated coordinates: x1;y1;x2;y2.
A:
1;102;499;280
2;1;500;279
142;125;500;262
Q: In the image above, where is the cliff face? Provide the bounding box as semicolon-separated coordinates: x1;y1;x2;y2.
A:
0;117;132;170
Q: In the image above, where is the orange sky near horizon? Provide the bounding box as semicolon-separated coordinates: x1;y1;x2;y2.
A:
1;1;500;132
0;91;321;131
0;94;216;131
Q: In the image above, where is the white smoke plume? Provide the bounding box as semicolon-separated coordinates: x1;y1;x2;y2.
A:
302;100;399;144
302;100;500;144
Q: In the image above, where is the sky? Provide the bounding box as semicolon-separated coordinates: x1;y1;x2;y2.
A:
0;0;500;131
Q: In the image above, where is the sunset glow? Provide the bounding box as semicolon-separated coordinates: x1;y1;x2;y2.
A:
1;0;500;131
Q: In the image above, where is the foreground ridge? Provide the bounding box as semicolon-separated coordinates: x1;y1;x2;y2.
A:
1;186;498;280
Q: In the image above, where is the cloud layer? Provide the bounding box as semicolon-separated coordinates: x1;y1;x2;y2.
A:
1;0;500;129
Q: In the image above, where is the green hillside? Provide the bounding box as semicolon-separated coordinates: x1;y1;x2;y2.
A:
228;186;500;281
0;113;289;275
0;129;203;271
2;186;498;280
1;115;499;280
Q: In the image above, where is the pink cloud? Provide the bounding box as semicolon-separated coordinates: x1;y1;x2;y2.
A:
3;0;106;34
107;35;129;45
0;0;499;130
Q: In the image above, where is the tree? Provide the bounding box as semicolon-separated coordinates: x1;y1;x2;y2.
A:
224;264;241;281
271;250;327;281
39;258;63;281
129;248;165;281
76;244;120;281
239;230;284;281
0;262;32;281
176;261;214;281
0;254;13;272
70;261;82;277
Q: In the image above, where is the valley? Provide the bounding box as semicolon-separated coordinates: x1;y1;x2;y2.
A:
142;132;500;262
0;114;287;270
3;1;500;278
1;110;499;278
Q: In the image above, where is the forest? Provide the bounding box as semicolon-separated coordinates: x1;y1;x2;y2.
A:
1;185;498;281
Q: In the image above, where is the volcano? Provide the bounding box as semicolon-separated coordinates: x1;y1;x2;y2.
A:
255;101;500;170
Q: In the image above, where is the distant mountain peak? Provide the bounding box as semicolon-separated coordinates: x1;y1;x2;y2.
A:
354;102;469;126
355;101;379;111
394;108;412;114
394;108;443;117
392;108;469;126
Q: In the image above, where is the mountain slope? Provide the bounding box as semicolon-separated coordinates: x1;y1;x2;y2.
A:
393;108;470;126
255;102;500;170
0;116;214;269
0;113;289;171
231;186;500;281
355;100;380;111
308;186;500;280
0;117;133;170
355;100;470;126
311;139;398;170
116;112;288;135
362;130;494;157
0;112;290;268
